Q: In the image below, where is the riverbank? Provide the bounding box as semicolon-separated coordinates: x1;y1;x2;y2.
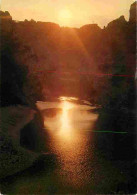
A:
0;105;39;179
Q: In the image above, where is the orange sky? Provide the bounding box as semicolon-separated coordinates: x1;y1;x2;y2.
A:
1;0;135;27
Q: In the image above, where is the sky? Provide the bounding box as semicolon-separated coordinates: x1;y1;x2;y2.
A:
1;0;135;28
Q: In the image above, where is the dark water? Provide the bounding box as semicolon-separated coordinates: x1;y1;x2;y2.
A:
1;97;136;194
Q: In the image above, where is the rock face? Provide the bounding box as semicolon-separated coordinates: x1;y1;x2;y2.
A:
0;2;136;105
107;15;127;28
0;11;12;21
80;24;101;31
129;1;136;23
0;11;13;37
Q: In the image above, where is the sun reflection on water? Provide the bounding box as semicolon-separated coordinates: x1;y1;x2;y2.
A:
39;97;99;188
59;96;78;101
59;101;74;140
43;97;98;138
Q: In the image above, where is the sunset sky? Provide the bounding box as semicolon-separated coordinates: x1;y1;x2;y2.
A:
1;0;135;27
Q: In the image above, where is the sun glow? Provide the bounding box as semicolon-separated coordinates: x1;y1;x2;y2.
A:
58;9;72;26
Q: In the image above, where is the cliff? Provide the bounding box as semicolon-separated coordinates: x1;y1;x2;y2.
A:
129;1;136;23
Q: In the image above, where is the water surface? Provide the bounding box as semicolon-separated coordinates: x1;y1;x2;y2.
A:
1;96;134;194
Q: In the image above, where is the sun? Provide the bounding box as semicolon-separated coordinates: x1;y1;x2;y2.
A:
58;9;72;26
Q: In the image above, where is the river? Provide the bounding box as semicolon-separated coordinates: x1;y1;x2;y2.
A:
1;96;136;194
